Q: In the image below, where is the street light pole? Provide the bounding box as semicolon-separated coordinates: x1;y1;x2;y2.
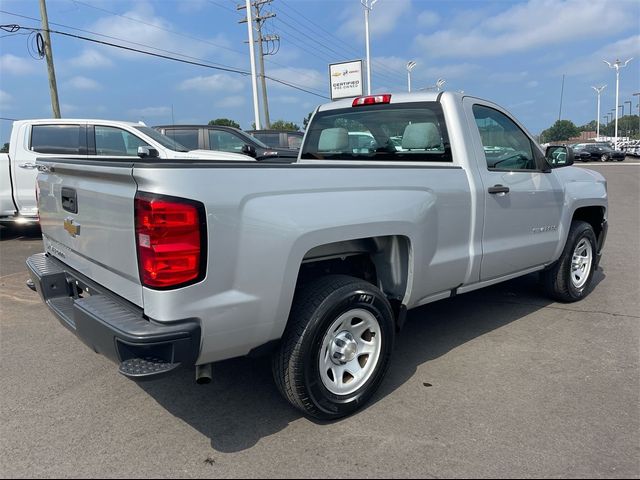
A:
624;100;632;116
603;58;633;149
592;85;606;138
406;61;416;92
361;0;378;95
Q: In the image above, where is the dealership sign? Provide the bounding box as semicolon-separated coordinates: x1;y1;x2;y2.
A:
329;60;363;100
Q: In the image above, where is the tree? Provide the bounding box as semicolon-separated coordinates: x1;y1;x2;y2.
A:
0;143;8;153
270;119;300;131
303;111;314;130
208;118;240;129
578;120;597;132
540;120;580;142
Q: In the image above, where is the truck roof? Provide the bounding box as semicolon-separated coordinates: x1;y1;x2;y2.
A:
10;118;147;127
317;91;460;112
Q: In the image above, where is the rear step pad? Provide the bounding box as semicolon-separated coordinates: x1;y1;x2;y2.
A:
119;357;181;379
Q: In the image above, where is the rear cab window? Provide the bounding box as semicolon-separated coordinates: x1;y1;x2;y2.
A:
301;102;451;162
30;124;84;154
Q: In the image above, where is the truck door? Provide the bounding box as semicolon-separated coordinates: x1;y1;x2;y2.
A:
14;122;88;217
463;99;564;281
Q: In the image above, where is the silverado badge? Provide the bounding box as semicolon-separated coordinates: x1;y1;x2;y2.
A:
64;218;80;237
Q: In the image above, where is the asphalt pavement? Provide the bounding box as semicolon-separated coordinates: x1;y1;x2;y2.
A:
1;163;638;478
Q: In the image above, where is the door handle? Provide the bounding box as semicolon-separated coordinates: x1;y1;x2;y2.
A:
488;185;510;194
18;163;38;170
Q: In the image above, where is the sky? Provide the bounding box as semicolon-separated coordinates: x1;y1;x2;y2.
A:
0;0;639;143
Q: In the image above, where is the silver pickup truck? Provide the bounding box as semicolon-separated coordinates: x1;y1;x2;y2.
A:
27;91;608;420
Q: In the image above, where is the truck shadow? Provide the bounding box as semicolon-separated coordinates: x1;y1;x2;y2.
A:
137;269;605;454
0;224;42;241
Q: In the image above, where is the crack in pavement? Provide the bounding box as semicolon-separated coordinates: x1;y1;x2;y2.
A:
470;299;640;319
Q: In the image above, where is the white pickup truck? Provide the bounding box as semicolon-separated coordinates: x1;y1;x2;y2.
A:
0;119;252;223
27;92;608;419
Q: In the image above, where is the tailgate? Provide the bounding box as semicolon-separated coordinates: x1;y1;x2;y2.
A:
36;160;143;307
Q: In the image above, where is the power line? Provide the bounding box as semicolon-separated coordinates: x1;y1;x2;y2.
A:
71;0;245;57
0;20;329;99
5;6;325;90
272;15;402;88
275;0;403;83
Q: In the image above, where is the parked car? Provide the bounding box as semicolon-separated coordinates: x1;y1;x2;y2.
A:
27;91;608;420
573;143;625;162
570;145;595;162
247;129;305;150
0;119;253;224
154;125;298;161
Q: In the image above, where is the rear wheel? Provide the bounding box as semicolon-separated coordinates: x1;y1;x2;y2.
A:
541;221;597;302
600;154;609;162
272;275;395;420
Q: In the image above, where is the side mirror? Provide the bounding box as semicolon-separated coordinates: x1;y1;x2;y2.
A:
137;146;159;159
241;144;257;158
545;145;574;168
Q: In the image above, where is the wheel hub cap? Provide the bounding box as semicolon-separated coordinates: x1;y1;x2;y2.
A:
330;331;358;365
319;308;383;396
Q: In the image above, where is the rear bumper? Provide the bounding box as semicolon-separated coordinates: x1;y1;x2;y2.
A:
26;253;201;379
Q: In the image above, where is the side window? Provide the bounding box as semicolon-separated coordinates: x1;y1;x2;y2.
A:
95;126;146;156
31;125;83;154
208;130;245;153
164;129;198;150
473;105;537;171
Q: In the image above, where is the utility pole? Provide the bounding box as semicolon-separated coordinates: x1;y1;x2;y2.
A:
38;0;60;118
239;0;279;130
240;0;260;130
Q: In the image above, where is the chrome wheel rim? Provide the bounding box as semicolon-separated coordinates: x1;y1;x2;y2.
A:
571;238;593;289
319;308;382;396
600;154;607;162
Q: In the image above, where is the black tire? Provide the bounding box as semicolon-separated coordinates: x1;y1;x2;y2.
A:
541;221;597;302
272;274;395;420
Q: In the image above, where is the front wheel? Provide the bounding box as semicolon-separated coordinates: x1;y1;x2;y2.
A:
600;154;609;162
541;221;597;302
272;275;395;420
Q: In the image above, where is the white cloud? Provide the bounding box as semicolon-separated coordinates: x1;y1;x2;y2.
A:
562;35;640;77
215;96;245;108
128;106;172;118
65;76;101;90
0;54;37;75
340;0;412;38
526;80;539;88
0;90;12;108
88;2;234;60
271;96;301;105
179;74;244;93
417;11;440;28
267;67;325;90
69;49;113;68
415;0;635;58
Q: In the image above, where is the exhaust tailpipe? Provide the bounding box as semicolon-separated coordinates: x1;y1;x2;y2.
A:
195;364;212;384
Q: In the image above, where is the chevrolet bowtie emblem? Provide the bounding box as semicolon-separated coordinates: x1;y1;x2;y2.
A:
64;218;80;237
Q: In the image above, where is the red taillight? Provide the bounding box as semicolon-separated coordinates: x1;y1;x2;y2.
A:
352;94;392;107
135;193;205;289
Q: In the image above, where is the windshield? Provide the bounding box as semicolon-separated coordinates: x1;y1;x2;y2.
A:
300;102;451;162
234;129;270;148
134;126;189;151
